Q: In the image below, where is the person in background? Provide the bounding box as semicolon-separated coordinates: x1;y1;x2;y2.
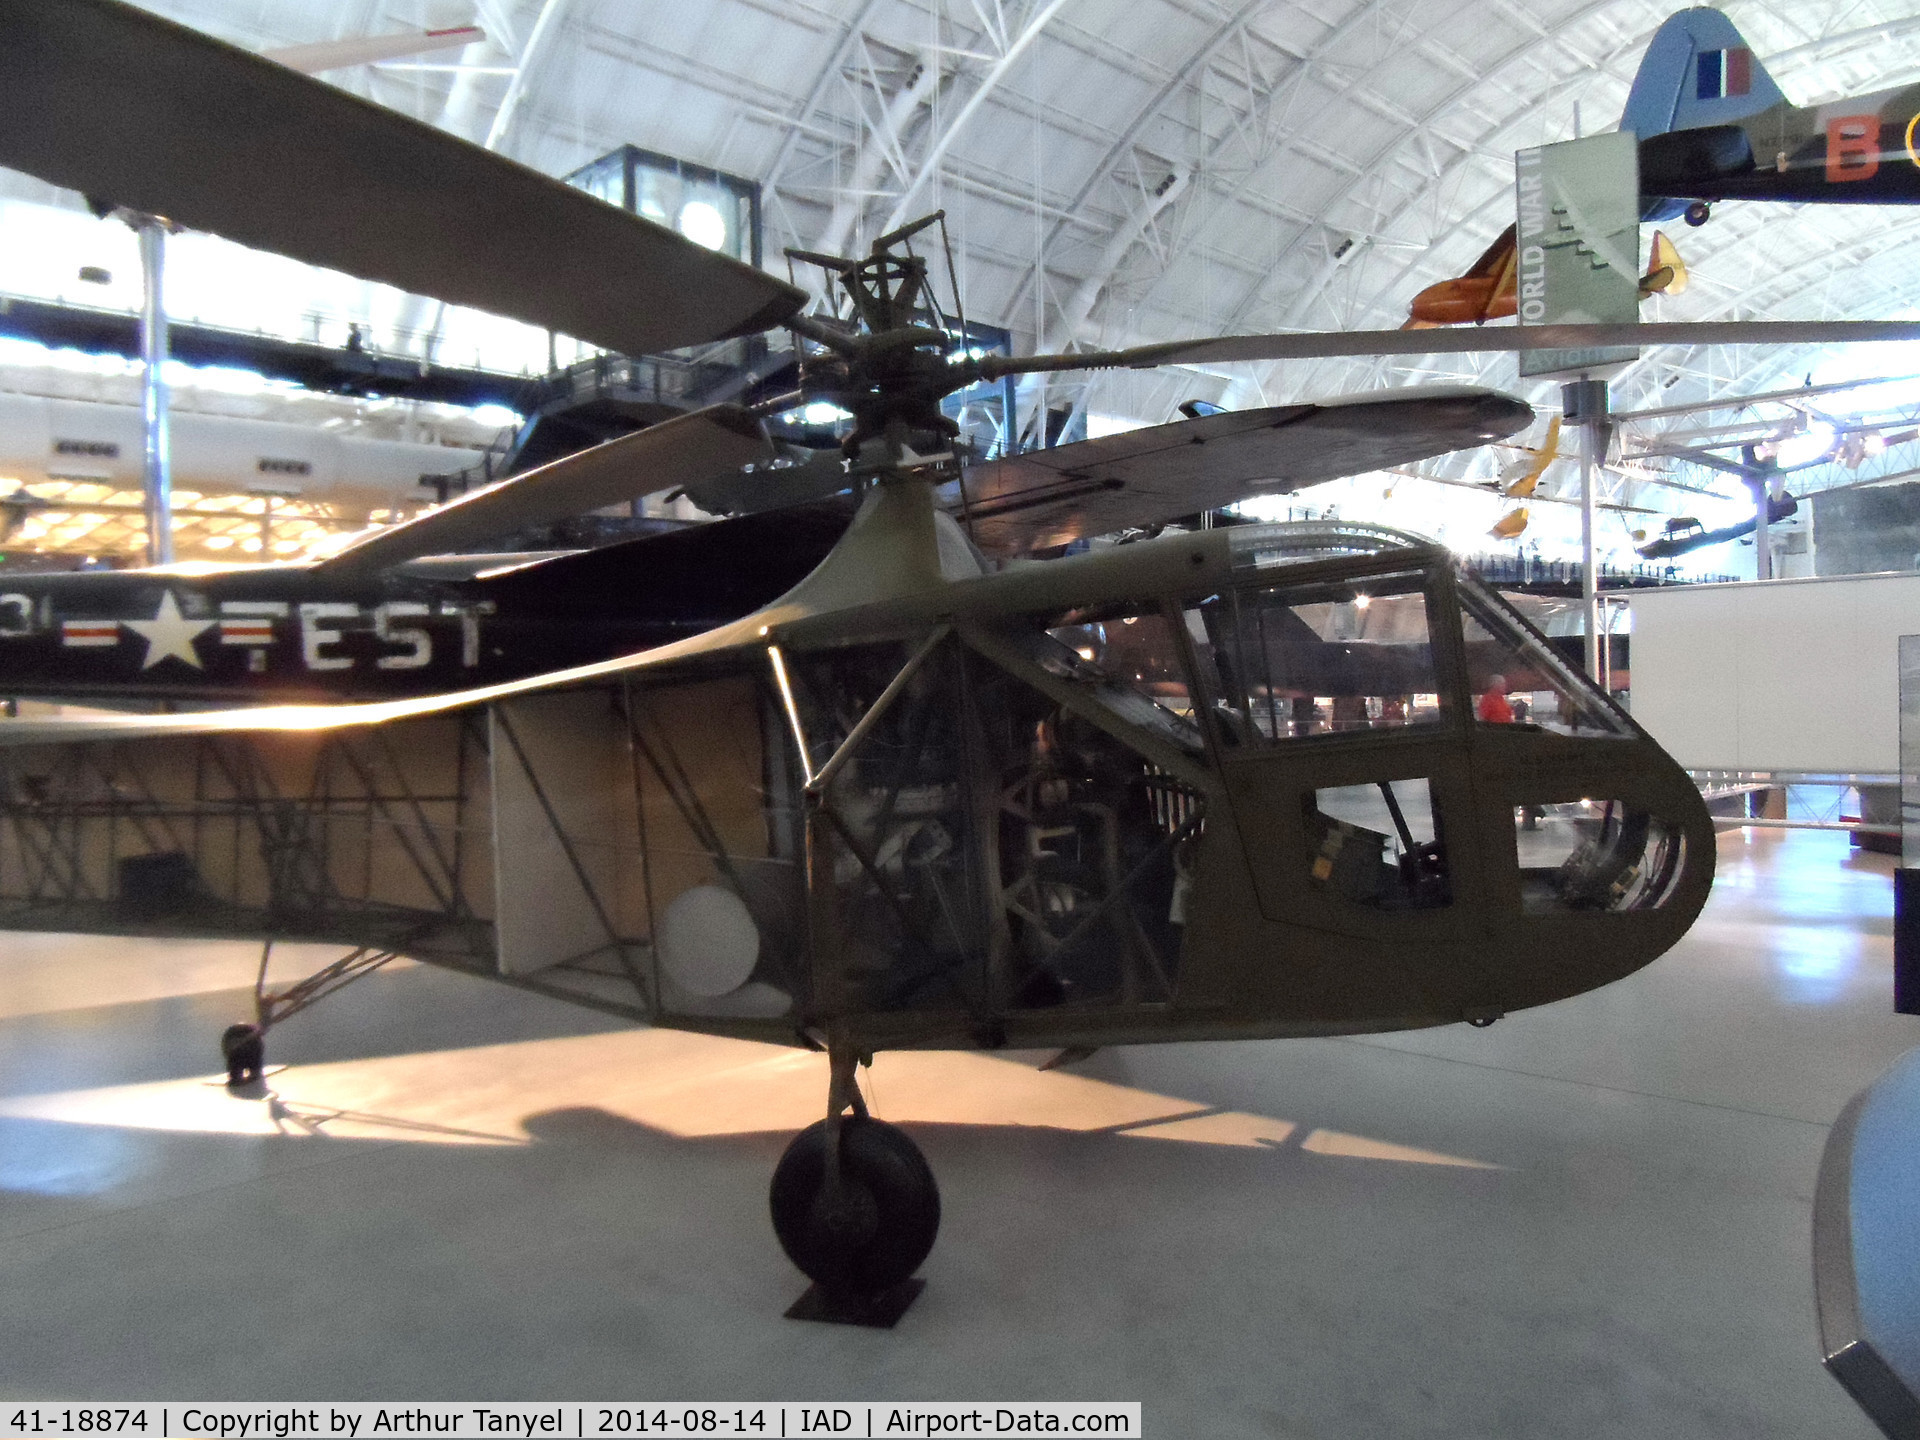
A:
1477;673;1514;724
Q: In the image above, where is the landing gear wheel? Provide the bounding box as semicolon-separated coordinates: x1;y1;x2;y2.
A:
1684;201;1711;228
770;1116;940;1295
220;1023;265;1088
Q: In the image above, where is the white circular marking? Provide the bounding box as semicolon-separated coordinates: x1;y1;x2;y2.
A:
658;885;759;997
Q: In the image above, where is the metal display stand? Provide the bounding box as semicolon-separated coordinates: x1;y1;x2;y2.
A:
1899;637;1920;1015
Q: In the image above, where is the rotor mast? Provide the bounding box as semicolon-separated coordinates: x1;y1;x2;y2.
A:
781;214;968;464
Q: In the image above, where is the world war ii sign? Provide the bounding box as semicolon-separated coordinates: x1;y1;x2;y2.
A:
1516;131;1641;380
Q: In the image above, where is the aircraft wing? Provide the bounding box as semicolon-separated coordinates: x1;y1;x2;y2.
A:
949;386;1531;554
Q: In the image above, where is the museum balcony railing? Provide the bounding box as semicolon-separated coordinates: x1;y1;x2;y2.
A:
1464;553;1738;591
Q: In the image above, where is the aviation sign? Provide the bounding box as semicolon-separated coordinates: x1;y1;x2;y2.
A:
1516;131;1642;380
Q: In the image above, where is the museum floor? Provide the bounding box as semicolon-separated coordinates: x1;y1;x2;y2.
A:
0;827;1913;1438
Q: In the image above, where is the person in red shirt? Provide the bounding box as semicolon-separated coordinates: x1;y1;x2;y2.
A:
1476;673;1514;724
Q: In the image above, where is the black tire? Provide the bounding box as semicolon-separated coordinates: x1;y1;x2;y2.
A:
770;1116;940;1294
1684;201;1711;228
221;1023;265;1087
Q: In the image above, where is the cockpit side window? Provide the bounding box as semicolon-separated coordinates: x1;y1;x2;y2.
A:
1034;602;1209;755
1513;799;1687;912
1199;570;1445;745
1307;777;1452;911
1458;582;1633;738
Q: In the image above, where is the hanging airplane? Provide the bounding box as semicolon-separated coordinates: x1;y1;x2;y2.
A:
1498;416;1563;500
1406;4;1915;328
1406;229;1685;329
1637;492;1799;559
1628;6;1920;222
6;0;1918;1318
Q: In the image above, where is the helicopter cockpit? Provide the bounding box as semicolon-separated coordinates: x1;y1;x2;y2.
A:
635;520;1712;1051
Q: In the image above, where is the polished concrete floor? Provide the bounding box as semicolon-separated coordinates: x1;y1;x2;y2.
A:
0;828;1914;1437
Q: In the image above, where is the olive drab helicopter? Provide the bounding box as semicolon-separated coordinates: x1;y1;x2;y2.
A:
0;0;1726;1315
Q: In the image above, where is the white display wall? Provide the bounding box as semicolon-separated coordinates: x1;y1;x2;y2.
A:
1628;571;1920;775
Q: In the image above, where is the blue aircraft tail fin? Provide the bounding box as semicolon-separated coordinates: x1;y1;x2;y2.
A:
1620;8;1785;139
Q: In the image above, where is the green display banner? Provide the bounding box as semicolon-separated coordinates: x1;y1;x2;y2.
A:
1515;131;1642;380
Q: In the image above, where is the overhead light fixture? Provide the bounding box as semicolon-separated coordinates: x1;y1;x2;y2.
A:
677;200;728;252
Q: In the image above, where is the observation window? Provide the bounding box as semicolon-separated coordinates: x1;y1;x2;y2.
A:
1513;800;1687;912
1031;602;1209;755
1306;777;1451;911
1460;584;1631;737
1200;571;1442;744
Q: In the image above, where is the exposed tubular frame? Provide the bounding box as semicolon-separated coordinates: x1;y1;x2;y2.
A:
251;937;406;1032
0;610;1220;1046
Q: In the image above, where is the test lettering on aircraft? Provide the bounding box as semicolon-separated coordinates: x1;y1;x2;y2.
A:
31;593;478;672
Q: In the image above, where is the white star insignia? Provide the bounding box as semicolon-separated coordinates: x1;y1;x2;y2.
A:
124;591;214;670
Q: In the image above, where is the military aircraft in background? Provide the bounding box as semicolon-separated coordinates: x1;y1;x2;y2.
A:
1406;229;1685;329
1405;4;1917;329
1628;7;1920;222
1637;492;1799;559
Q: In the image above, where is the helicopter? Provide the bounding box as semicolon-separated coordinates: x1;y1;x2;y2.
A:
0;0;1744;1316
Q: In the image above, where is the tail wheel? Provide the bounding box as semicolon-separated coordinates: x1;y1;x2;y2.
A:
770;1116;940;1294
1684;201;1711;228
220;1023;265;1087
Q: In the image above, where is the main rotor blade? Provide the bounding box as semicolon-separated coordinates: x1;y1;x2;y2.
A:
263;26;485;74
680;451;852;515
0;0;806;356
318;406;769;576
984;320;1920;376
950;385;1532;555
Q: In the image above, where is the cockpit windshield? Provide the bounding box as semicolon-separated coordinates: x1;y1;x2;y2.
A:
1196;569;1445;744
1457;578;1632;738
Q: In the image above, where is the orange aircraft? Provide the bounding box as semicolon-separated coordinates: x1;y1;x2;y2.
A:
1405;227;1521;329
1405;227;1685;328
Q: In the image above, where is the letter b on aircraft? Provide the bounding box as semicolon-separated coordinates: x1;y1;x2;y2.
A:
1827;115;1881;182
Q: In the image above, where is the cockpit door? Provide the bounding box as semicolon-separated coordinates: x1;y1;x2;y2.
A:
1190;560;1487;939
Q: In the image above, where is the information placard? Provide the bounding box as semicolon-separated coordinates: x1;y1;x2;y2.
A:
1515;131;1641;380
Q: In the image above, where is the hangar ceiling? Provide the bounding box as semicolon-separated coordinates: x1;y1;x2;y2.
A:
4;0;1920;559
